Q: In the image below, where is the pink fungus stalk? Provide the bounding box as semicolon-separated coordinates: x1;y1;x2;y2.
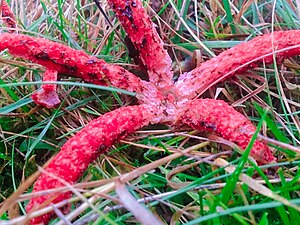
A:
175;30;300;99
179;99;276;164
2;0;299;224
0;33;145;107
0;1;16;31
31;69;60;108
26;105;154;224
107;0;174;88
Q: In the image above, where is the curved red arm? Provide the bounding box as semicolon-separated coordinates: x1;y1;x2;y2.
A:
0;33;146;107
26;104;155;224
178;99;276;164
107;0;173;88
175;30;300;100
31;69;60;108
1;1;16;31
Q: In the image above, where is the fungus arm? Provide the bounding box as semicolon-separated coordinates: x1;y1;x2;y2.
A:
31;69;61;108
107;0;173;88
175;30;300;100
1;1;16;31
0;33;146;107
26;104;155;224
178;99;276;164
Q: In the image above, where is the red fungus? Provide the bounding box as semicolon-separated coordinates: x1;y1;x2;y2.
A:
175;30;300;99
26;104;154;224
0;33;145;107
0;1;16;31
179;99;276;164
107;0;173;88
31;69;60;108
2;0;299;224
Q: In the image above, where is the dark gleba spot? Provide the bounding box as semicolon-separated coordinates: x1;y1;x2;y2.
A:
64;65;78;73
117;130;128;140
205;124;217;131
60;52;66;58
163;110;168;116
98;144;107;152
19;40;28;45
199;121;217;131
141;37;147;48
86;59;97;65
121;0;134;22
118;0;138;29
131;23;137;29
88;73;97;80
6;18;15;27
131;1;137;7
124;6;133;20
35;50;50;60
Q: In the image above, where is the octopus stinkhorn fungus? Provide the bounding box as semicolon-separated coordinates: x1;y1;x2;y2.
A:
2;0;299;224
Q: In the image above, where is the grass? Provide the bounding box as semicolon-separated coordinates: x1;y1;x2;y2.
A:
0;0;300;224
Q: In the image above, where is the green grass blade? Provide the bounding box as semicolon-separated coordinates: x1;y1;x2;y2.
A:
222;0;237;34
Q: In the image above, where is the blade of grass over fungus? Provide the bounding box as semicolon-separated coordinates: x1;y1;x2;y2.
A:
0;81;136;96
178;41;243;51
